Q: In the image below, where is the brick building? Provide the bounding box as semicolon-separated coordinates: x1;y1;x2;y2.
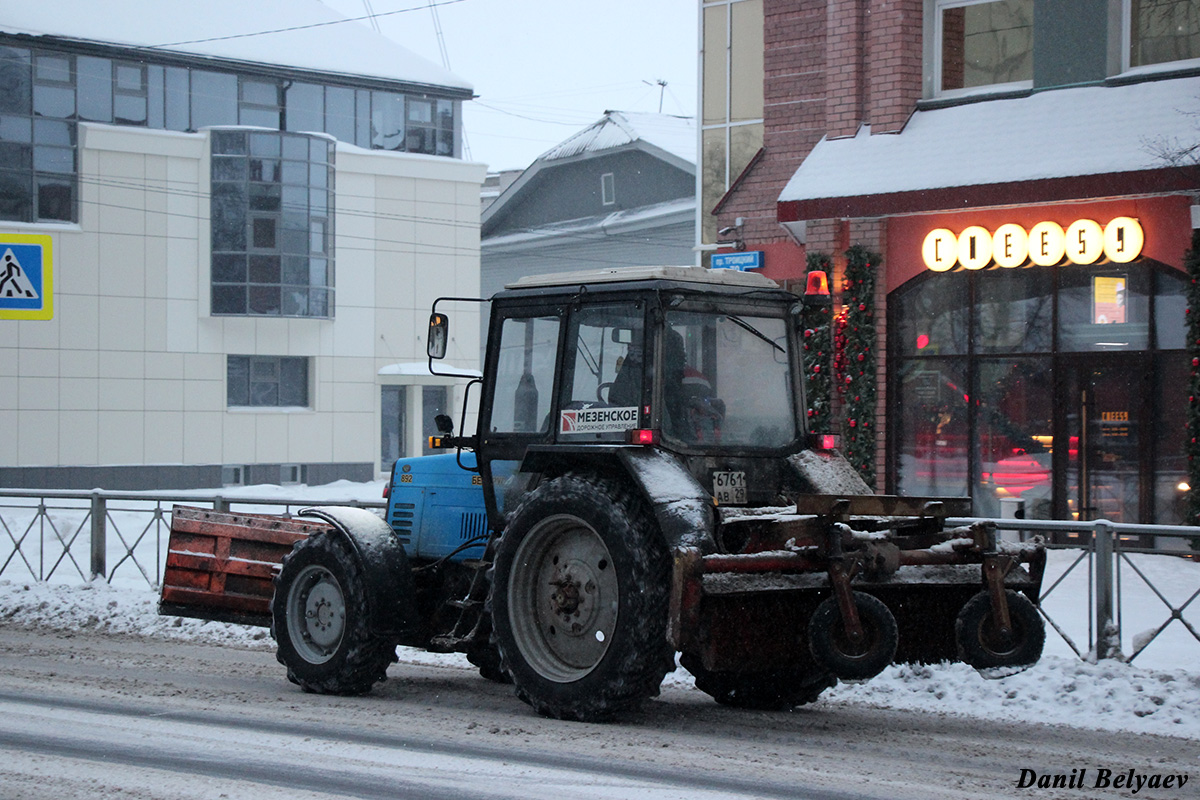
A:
700;0;1200;525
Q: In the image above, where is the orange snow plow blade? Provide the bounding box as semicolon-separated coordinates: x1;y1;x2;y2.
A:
159;506;329;627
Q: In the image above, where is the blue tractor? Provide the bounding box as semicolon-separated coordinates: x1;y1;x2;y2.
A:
162;266;1046;721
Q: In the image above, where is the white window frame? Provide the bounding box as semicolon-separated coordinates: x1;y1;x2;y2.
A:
601;172;615;206
929;0;1035;100
1120;0;1200;75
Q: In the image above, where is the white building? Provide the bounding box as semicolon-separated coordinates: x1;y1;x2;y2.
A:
0;1;485;489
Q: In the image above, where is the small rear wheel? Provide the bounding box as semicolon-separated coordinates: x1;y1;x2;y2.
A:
681;654;835;710
808;591;898;681
955;590;1044;672
271;532;396;695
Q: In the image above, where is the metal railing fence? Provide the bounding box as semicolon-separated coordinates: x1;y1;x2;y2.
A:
0;489;1195;666
0;489;384;589
949;516;1199;665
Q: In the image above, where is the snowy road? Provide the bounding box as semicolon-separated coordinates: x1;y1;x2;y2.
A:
1;627;1197;800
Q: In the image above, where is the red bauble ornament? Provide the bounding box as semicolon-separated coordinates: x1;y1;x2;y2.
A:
849;419;857;427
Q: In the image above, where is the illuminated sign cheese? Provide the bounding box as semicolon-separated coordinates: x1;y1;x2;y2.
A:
923;218;1143;271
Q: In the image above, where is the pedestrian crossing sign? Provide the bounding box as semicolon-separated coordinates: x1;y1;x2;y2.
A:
0;234;53;320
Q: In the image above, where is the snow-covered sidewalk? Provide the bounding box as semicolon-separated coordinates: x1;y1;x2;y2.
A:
2;577;1197;741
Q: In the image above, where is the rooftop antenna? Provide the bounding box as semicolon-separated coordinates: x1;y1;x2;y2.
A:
643;79;667;113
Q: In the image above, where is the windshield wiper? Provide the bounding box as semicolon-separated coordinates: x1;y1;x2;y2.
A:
726;314;785;354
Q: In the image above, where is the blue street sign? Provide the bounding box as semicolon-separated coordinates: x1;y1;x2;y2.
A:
711;251;764;271
0;234;53;320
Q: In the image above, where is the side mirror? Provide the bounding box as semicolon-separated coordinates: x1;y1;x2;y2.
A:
434;413;454;434
427;313;448;359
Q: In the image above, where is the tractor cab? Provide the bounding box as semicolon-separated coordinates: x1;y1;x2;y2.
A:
429;265;824;530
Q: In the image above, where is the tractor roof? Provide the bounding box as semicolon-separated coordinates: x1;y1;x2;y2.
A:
505;265;779;291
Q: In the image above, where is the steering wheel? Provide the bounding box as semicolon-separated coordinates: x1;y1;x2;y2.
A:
596;382;614;402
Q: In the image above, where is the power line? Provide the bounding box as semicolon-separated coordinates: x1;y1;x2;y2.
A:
150;0;468;48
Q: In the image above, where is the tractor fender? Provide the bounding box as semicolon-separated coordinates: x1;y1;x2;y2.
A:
615;448;717;554
298;505;419;638
518;445;717;553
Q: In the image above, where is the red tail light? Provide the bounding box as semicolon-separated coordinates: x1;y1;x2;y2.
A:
808;433;840;450
382;483;390;499
628;428;658;445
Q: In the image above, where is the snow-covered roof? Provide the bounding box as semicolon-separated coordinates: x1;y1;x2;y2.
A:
482;196;694;250
378;362;480;379
0;0;472;94
539;111;695;166
778;75;1200;219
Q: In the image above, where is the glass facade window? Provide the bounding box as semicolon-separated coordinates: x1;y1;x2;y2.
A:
937;0;1034;94
1131;0;1200;67
211;130;334;318
0;46;76;223
891;262;1188;524
227;355;310;407
0;36;463;224
700;0;764;246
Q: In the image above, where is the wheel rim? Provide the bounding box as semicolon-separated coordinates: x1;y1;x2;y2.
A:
508;514;618;683
286;564;346;664
831;616;882;661
976;613;1025;659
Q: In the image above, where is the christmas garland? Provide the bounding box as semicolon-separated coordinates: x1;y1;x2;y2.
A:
1184;229;1200;542
837;244;879;488
802;251;834;432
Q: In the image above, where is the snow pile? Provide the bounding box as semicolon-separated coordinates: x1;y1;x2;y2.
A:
818;659;1200;739
2;577;1197;741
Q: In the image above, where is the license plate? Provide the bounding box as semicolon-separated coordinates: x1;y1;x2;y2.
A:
712;471;747;505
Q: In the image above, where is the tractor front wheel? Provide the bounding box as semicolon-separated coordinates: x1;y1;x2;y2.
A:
271;532;396;695
492;475;671;721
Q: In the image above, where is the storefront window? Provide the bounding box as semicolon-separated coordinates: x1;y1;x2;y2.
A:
893;271;969;357
1154;354;1188;524
891;261;1185;524
975;268;1052;353
895;359;970;497
1058;266;1150;351
1155;268;1187;349
975;358;1053;518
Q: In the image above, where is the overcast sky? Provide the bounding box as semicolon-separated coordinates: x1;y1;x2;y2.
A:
321;0;699;172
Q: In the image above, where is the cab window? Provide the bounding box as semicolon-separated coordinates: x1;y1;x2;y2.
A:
489;314;560;434
558;304;645;440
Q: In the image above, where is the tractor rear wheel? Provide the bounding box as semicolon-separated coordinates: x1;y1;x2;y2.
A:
955;590;1044;672
808;591;898;681
681;654;835;710
271;532;396;695
492;474;671;721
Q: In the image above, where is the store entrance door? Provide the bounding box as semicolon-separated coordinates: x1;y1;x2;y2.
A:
1063;360;1146;523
